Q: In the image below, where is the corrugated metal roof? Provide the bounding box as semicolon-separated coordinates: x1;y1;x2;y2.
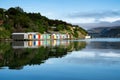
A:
12;33;26;35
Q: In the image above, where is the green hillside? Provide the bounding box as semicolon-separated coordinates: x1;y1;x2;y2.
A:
0;7;87;39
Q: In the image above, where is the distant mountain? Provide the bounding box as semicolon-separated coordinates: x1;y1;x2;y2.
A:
88;26;120;38
78;20;120;30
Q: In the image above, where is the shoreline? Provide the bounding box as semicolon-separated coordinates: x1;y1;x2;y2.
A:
0;38;86;41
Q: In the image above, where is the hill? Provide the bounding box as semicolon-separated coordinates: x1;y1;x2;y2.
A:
88;26;120;38
78;20;120;30
0;7;87;39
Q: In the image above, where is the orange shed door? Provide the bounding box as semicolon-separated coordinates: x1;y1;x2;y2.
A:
28;34;32;40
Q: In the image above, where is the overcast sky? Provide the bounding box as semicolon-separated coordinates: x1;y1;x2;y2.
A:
0;0;120;24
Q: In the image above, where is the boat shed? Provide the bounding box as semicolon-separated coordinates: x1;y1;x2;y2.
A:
12;33;26;40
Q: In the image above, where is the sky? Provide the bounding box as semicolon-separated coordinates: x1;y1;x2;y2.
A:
0;0;120;28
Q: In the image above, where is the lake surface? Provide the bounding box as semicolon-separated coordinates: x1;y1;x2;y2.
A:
0;38;120;80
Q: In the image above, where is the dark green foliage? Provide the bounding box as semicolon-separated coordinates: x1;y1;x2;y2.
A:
56;24;65;31
0;7;87;39
74;25;88;35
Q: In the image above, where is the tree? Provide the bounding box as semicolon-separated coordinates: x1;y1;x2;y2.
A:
15;7;24;13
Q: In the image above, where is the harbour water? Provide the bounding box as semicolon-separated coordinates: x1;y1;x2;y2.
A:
0;38;120;80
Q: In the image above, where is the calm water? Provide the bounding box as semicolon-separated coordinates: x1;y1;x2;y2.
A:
0;38;120;80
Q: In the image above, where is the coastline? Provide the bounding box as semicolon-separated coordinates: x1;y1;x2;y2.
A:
0;38;85;41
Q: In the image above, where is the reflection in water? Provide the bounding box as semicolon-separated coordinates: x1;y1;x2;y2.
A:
12;40;70;48
0;40;86;69
0;39;120;80
64;40;120;65
87;41;120;49
64;50;120;65
0;39;120;70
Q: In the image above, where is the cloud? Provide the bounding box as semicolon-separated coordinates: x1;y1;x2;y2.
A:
68;10;120;18
77;20;120;30
65;10;120;24
64;18;96;23
99;17;120;22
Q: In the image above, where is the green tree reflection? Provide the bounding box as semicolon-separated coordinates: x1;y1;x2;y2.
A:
0;41;86;70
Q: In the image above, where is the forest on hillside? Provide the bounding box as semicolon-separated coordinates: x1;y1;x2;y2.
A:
0;7;87;39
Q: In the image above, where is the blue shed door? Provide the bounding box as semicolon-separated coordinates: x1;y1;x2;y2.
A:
34;35;36;39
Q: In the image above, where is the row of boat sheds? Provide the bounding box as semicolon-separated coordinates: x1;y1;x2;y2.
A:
12;32;71;40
